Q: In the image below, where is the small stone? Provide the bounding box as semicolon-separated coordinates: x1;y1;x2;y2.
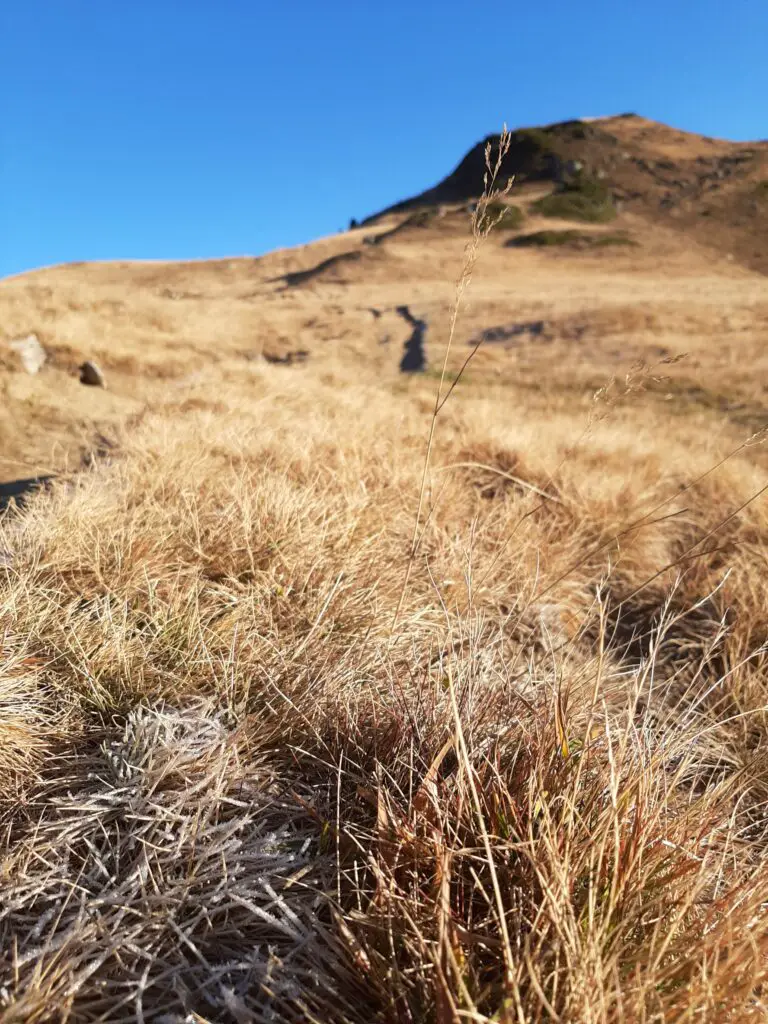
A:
8;334;46;374
79;360;106;387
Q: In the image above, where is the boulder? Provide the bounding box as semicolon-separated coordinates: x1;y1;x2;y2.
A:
79;360;106;387
8;334;46;374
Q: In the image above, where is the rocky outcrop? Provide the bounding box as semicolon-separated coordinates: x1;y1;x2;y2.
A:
7;334;47;375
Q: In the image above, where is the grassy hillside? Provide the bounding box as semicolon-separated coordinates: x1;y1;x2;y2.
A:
2;358;768;1022
363;113;768;275
1;123;768;1021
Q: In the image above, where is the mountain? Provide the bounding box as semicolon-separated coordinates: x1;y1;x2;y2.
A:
362;113;768;273
0;115;766;482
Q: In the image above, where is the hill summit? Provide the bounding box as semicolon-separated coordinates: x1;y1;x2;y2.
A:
364;114;768;273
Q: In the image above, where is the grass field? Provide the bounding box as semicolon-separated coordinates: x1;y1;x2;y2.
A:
2;141;768;1022
2;358;768;1022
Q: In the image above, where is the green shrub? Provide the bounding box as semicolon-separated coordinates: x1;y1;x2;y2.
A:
478;201;525;231
508;229;587;247
506;230;635;249
532;175;616;223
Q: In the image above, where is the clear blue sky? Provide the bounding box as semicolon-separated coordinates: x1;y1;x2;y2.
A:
1;0;766;278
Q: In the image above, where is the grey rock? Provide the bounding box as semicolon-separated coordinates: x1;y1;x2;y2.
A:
79;360;106;387
8;333;46;374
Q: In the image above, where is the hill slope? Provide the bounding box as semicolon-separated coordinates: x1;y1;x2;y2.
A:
1;117;767;480
363;114;768;273
1;117;768;1022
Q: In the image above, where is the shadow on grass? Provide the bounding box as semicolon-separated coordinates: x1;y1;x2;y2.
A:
0;476;54;515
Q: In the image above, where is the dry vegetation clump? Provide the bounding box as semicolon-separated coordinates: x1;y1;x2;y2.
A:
2;153;768;1022
1;367;767;1022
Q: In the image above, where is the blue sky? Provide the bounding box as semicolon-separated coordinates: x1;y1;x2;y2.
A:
1;0;766;278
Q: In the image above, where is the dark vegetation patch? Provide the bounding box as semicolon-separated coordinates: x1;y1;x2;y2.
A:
507;230;634;249
532;175;617;223
478;201;525;231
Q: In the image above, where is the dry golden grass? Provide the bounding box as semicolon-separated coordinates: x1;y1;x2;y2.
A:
1;345;768;1021
1;164;767;479
2;136;768;1022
